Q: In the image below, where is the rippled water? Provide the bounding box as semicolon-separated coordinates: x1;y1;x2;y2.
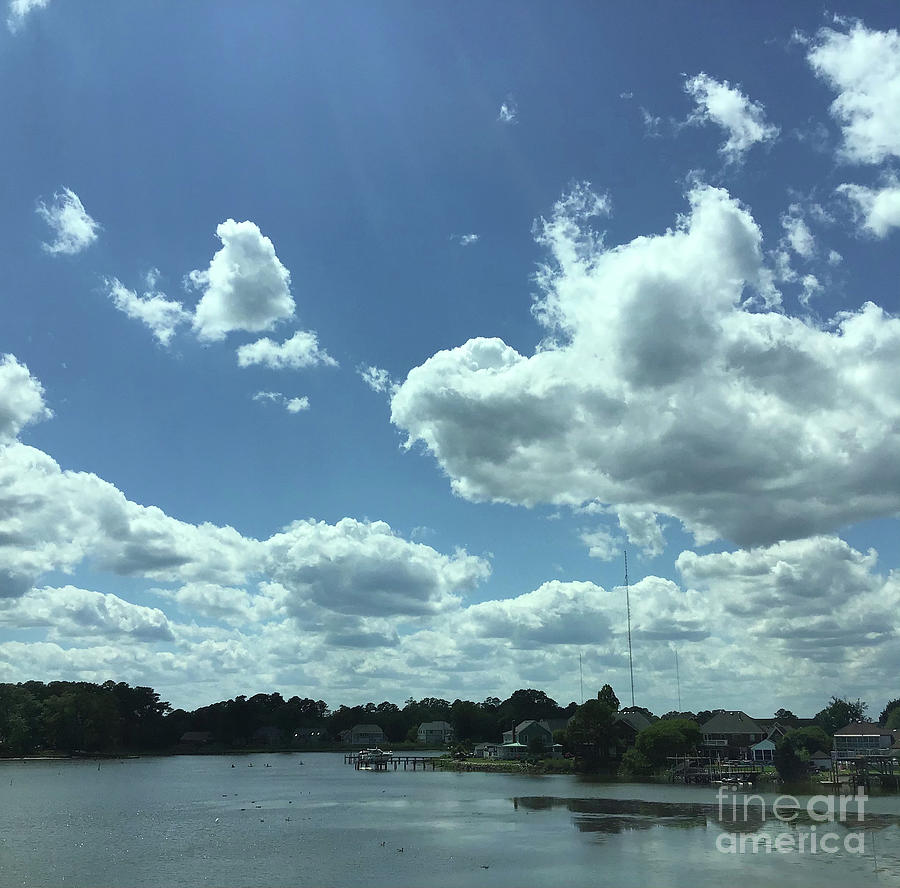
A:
2;753;899;887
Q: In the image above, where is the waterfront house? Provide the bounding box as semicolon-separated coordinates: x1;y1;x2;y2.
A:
615;709;653;736
749;737;776;762
417;721;454;745
474;742;502;758
499;741;528;760
833;722;894;757
699;711;764;759
343;724;387;746
502;720;553;748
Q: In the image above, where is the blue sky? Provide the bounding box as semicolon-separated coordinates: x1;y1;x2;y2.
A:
3;1;900;716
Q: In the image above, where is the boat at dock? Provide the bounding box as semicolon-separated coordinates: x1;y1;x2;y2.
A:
356;748;393;768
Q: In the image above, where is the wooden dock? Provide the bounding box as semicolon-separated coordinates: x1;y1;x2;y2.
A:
668;755;763;784
344;753;439;772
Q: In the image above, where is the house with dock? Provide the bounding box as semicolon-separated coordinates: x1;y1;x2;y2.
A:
699;711;764;760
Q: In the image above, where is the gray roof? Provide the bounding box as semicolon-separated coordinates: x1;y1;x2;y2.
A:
700;711;764;735
419;721;452;731
615;710;653;732
515;720;552;734
351;723;385;733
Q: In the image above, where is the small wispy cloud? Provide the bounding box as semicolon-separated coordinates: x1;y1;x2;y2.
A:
36;187;100;255
640;108;662;138
451;233;480;247
357;364;395;396
103;271;189;346
498;99;518;124
252;391;310;414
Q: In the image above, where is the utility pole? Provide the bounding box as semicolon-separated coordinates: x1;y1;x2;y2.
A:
579;652;584;705
624;549;635;708
675;647;681;711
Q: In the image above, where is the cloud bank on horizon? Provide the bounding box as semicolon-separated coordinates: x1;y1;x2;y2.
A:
2;9;900;715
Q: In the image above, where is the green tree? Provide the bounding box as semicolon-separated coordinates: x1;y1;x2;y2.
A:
786;726;832;754
814;696;867;735
597;684;620;711
497;689;561;734
450;699;496;743
880;699;900;726
774;733;810;781
886;709;900;731
565;700;616;763
621;747;653;775
634;719;699;767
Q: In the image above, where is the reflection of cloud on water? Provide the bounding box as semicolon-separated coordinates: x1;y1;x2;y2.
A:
511;796;900;838
513;797;710;836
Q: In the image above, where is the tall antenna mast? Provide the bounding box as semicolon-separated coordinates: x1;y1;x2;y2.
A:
624;549;635;708
675;647;681;711
579;653;584;705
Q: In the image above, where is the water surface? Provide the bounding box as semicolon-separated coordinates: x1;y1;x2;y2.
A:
2;753;899;886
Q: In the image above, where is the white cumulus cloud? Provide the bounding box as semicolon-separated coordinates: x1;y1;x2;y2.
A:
0;585;174;641
189;219;295;342
391;181;900;549
808;22;900;164
0;354;51;445
36;187;100;255
838;176;900;237
237;329;336;370
684;73;779;163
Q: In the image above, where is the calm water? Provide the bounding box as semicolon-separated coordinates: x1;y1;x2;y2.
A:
2;753;900;887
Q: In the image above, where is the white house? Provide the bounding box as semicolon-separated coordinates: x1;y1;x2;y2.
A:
749;737;776;762
474;743;502;759
417;721;454;745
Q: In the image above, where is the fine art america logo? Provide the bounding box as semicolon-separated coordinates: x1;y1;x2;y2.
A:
715;787;867;855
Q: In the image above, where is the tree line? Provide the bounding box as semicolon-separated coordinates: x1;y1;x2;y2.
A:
0;682;577;755
1;680;892;762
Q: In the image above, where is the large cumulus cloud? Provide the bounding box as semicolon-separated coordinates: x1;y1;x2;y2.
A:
391;182;900;549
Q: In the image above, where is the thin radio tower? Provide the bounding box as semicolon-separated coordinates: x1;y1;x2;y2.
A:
624;549;635;708
579;653;584;705
675;647;681;711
